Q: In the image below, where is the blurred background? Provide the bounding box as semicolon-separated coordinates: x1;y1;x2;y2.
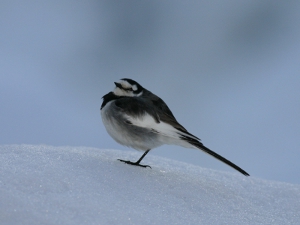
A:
1;0;299;184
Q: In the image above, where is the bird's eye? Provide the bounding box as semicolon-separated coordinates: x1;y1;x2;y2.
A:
125;88;133;91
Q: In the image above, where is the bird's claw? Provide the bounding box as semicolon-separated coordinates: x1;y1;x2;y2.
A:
118;159;152;169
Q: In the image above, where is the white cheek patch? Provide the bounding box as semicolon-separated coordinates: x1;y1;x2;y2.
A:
113;87;123;96
113;87;135;97
119;80;131;89
132;85;137;91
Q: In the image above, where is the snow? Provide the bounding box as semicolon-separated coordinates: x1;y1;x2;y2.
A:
1;145;299;225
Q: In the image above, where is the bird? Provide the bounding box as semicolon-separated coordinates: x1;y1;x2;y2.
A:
101;78;249;176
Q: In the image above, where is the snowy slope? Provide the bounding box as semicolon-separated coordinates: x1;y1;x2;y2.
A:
0;145;299;225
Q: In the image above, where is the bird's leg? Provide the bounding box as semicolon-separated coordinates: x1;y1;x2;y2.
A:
118;150;151;168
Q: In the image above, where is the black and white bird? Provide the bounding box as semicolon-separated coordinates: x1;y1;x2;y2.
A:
101;78;249;176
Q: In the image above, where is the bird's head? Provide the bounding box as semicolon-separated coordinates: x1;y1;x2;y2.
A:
113;78;144;97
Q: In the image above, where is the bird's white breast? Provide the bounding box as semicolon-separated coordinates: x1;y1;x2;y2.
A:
101;101;159;151
101;101;125;145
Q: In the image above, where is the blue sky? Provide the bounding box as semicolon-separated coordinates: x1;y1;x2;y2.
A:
1;1;300;183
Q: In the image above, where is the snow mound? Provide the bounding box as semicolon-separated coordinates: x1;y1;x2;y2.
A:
0;145;299;225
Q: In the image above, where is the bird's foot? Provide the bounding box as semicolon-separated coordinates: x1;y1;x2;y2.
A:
118;159;152;169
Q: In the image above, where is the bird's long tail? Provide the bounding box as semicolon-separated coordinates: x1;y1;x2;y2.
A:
181;135;250;176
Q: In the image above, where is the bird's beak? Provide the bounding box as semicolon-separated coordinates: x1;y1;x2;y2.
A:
114;82;122;89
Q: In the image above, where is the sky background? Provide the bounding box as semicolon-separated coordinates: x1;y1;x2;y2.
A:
1;1;300;183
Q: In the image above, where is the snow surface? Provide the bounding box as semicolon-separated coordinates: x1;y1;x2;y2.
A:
1;145;299;225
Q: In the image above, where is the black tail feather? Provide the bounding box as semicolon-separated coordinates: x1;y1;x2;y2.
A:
181;136;249;176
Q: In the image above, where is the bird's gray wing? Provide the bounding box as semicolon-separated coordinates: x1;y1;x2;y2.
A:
141;90;199;139
114;95;200;141
150;97;176;120
158;111;201;141
141;90;177;120
114;97;160;123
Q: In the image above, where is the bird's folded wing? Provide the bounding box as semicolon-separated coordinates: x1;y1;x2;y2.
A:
114;97;200;141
